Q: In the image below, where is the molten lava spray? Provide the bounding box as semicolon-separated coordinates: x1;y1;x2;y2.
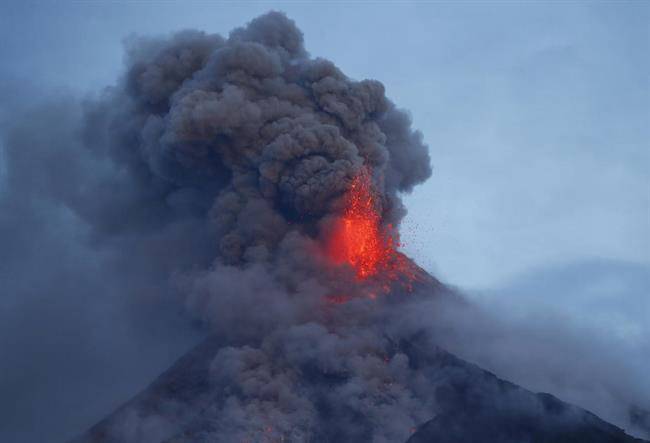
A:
327;169;392;279
326;169;417;291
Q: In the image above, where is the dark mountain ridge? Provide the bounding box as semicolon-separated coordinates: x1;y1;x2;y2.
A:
70;278;646;443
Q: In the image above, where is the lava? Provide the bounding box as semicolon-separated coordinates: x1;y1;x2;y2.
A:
325;168;419;293
326;169;389;279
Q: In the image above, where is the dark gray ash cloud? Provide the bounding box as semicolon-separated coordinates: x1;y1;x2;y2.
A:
1;11;434;443
80;11;429;269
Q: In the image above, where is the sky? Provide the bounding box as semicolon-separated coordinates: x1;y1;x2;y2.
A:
0;2;648;442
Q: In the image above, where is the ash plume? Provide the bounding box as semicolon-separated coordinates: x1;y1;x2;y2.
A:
70;11;433;334
83;11;429;264
52;11;433;442
1;10;645;443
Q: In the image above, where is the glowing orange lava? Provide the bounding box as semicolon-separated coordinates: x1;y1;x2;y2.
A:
325;168;418;293
326;169;390;279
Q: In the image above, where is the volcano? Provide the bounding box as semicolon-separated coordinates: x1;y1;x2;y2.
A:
70;273;644;443
47;10;646;443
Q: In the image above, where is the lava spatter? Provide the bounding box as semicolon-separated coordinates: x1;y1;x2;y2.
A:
325;169;419;295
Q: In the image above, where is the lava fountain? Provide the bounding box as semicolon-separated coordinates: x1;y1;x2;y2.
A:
325;169;419;294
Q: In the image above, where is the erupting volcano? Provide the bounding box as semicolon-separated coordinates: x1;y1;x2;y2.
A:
64;11;645;443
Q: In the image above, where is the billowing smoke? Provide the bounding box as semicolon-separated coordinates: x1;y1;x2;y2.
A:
46;11;434;442
83;11;429;264
72;10;432;333
0;11;435;442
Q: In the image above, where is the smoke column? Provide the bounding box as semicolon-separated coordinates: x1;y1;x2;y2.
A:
50;11;440;442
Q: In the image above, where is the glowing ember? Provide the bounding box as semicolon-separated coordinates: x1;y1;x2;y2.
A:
325;168;419;293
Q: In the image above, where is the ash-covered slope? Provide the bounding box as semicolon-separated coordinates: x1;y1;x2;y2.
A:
70;334;643;443
70;282;644;443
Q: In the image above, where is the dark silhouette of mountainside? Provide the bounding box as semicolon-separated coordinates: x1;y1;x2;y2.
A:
70;276;646;443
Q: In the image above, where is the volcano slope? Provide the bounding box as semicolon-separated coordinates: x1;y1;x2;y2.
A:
70;275;644;443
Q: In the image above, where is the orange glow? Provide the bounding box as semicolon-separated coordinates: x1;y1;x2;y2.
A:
325;168;419;294
326;169;388;279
